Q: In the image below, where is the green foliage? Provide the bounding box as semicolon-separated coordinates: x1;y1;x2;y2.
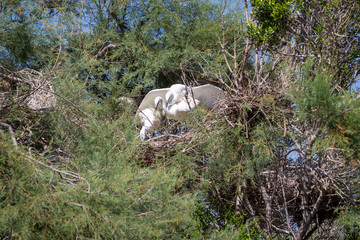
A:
247;0;296;46
3;24;34;65
0;113;200;239
1;0;359;239
336;209;360;240
291;59;338;123
191;203;262;239
0;0;75;70
290;59;360;153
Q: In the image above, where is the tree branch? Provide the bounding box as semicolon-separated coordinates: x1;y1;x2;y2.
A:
0;122;18;149
0;72;24;83
93;43;117;59
20;152;91;193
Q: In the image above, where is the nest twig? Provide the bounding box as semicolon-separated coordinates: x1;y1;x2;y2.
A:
1;67;56;111
19;68;56;110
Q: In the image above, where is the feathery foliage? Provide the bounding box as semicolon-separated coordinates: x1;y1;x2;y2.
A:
1;0;359;239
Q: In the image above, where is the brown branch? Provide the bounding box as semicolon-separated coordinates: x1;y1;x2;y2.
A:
137;211;156;217
271;224;291;235
0;72;24;83
262;56;282;84
303;224;319;240
310;189;324;217
280;171;296;238
244;0;249;22
93;43;117;59
259;180;272;234
51;41;62;73
105;3;128;34
0;122;18;149
20;152;91;193
128;185;154;209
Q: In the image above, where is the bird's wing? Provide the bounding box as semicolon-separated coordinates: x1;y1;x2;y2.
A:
137;88;169;112
192;84;224;108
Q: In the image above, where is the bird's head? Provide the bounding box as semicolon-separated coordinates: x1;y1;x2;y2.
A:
165;91;173;108
166;84;188;107
154;96;164;110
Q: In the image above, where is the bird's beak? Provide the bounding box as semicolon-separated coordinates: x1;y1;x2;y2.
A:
166;95;173;107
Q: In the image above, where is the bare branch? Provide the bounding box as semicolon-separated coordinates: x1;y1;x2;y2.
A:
0;72;24;83
128;185;154;209
0;122;18;149
93;43;117;59
51;41;62;73
20;152;91;193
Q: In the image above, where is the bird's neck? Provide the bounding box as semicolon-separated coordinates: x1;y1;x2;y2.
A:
164;104;177;117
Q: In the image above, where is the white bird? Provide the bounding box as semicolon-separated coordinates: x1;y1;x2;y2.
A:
136;88;169;140
165;84;224;113
137;88;169;112
135;84;224;140
162;84;198;118
191;84;224;108
137;108;159;140
156;95;200;119
167;98;200;118
165;84;189;107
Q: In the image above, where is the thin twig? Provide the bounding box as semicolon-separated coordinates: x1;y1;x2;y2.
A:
0;122;18;149
128;186;154;209
20;152;91;193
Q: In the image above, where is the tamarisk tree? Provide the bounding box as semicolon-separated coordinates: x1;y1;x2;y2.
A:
195;0;360;239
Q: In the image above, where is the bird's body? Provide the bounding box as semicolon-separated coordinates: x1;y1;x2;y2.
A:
136;84;224;140
136;89;168;140
165;84;189;106
138;106;163;140
166;97;199;118
155;95;199;119
166;83;224;110
192;84;224;108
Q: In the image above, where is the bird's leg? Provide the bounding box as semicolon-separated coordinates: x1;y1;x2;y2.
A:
140;127;147;141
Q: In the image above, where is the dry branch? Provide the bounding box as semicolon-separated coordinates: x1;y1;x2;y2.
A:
94;43;117;59
1;67;56;110
0;122;18;149
20;152;91;193
0;72;24;83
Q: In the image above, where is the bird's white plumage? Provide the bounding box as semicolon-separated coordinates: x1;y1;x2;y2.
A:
157;95;199;119
164;84;200;118
166;83;224;109
138;108;161;140
165;84;188;106
136;88;168;140
137;88;169;113
136;84;224;140
166;98;200;118
191;84;224;108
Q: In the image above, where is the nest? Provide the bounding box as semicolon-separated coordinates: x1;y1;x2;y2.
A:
138;129;196;165
0;68;56;111
19;69;57;110
136;92;247;165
